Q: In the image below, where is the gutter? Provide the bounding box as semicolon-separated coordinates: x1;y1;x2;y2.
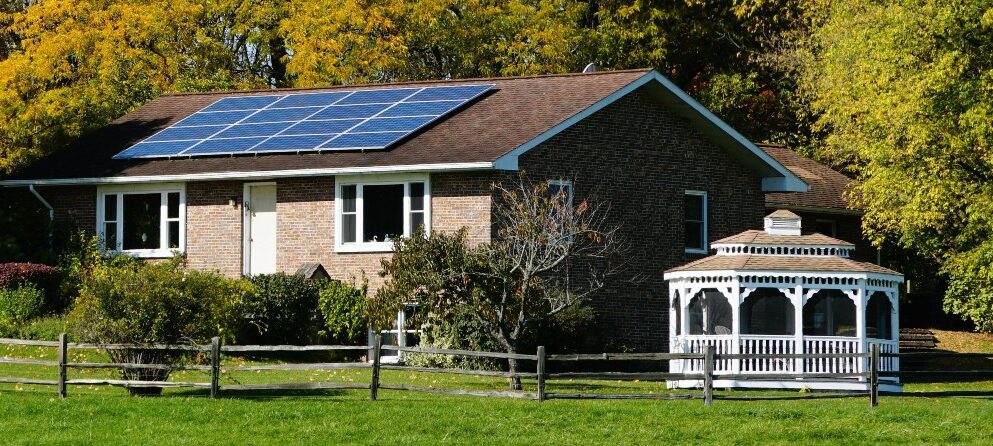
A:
27;184;55;246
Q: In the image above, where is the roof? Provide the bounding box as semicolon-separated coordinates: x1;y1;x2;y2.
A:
759;143;855;213
3;70;807;192
665;254;900;276
713;230;854;247
766;209;800;219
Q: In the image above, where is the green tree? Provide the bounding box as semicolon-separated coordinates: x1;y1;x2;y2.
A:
800;0;993;330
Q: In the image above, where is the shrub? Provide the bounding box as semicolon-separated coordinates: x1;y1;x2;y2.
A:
10;316;66;341
55;232;105;312
318;278;368;345
242;273;323;345
0;283;44;327
68;258;251;393
0;262;61;312
405;307;504;371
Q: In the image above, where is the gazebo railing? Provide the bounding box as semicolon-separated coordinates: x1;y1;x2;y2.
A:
868;339;898;373
673;335;898;379
674;335;733;374
740;335;795;373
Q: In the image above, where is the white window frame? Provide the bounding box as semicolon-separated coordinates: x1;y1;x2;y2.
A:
335;173;430;253
548;179;574;205
96;183;186;258
684;190;708;255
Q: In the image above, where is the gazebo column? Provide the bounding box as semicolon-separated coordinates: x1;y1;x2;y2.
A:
853;280;867;380
793;279;805;374
730;277;741;374
889;289;901;376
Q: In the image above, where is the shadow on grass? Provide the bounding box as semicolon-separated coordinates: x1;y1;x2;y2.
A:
900;348;993;384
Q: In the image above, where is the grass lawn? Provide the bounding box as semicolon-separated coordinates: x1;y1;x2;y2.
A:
4;331;993;445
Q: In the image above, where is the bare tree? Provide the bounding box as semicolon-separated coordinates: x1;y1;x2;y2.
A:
374;174;626;389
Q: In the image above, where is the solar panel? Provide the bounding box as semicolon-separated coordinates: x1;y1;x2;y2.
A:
113;84;493;159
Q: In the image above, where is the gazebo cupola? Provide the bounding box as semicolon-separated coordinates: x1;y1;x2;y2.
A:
664;210;903;392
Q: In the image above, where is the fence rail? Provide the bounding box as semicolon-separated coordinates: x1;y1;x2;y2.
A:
5;336;993;406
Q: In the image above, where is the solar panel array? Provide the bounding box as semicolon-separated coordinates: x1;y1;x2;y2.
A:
113;84;493;159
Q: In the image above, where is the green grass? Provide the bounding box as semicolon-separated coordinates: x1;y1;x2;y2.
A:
5;333;993;445
2;386;993;445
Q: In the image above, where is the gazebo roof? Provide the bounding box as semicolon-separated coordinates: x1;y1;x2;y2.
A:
665;254;900;275
665;210;901;278
713;230;853;247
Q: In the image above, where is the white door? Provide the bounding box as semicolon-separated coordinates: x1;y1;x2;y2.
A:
246;184;277;275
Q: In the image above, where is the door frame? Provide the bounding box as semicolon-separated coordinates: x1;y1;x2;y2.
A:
242;182;277;276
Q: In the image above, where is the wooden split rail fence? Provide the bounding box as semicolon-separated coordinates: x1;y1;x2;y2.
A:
7;335;978;407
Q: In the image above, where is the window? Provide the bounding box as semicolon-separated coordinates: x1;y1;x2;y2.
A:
97;184;185;257
803;290;856;337
376;303;421;364
685;191;708;254
688;289;732;335
814;219;837;237
741;289;795;335
866;292;893;340
336;174;429;252
548;179;573;233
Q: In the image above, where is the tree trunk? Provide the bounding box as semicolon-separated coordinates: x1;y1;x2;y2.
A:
507;357;522;391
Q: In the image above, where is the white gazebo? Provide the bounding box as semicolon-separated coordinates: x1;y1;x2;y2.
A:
664;210;903;392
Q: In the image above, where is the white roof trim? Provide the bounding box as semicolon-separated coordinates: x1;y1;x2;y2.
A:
493;71;808;193
0;162;493;186
664;269;904;282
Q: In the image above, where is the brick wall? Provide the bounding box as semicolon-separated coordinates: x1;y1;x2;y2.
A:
40;186;96;233
516;87;766;351
186;181;243;277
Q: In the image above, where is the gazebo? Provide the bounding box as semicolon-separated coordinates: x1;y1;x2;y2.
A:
664;210;903;392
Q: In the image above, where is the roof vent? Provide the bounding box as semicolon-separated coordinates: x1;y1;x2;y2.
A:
583;63;599;73
764;209;802;236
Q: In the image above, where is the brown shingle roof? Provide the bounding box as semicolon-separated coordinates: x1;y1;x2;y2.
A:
666;254;899;275
7;69;652;181
759;143;855;212
766;209;800;219
713;230;854;247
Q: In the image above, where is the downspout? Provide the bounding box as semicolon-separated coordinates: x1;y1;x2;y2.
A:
27;184;55;247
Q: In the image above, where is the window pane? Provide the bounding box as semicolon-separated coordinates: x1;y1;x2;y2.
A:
685;222;703;250
104;223;117;250
123;193;162;250
168;221;180;249
411;212;424;232
410;182;424;211
685;194;703;220
343;214;357;243
167;192;180;219
363;184;404;242
104;195;117;222
815;220;836;237
341;185;357;213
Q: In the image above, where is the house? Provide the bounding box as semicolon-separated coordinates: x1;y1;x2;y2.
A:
0;68;809;352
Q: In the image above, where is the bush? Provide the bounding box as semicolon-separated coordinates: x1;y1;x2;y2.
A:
0;262;62;312
7;316;66;341
68;258;251;393
0;283;44;329
405;307;504;370
56;232;105;312
318;278;368;345
242;273;323;345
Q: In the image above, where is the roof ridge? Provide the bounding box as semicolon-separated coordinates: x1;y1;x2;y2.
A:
160;68;656;98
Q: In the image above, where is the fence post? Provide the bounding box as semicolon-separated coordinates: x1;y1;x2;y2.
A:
370;334;382;401
703;345;714;407
57;332;67;399
210;337;220;399
869;344;879;407
536;346;546;402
